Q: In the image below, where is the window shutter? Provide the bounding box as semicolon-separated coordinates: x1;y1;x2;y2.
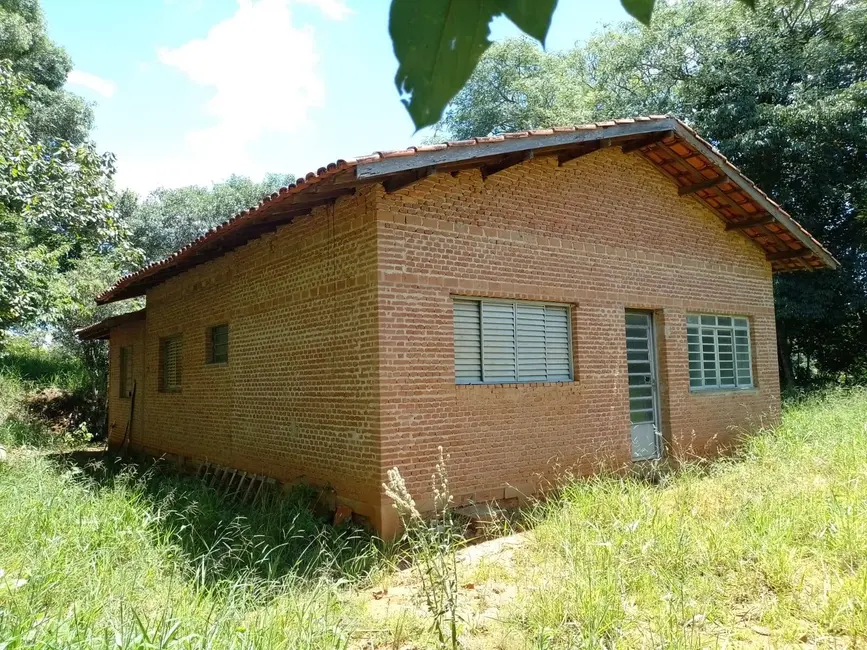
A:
210;325;229;364
453;298;573;385
517;303;546;381
544;305;571;380
453;300;482;383
481;301;517;382
161;337;182;390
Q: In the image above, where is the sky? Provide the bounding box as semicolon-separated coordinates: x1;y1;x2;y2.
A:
42;0;630;196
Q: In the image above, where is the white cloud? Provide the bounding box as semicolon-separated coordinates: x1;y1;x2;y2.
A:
149;0;349;188
297;0;352;20
67;70;116;98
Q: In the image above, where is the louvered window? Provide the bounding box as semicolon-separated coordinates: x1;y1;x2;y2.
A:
687;315;753;390
119;346;133;398
453;298;573;384
159;336;183;392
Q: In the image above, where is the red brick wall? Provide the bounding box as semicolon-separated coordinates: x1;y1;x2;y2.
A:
127;190;383;519
374;148;779;533
108;320;146;446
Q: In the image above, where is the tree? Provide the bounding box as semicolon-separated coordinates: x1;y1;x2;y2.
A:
0;0;93;144
388;0;755;130
438;0;867;384
437;38;589;141
0;63;132;334
124;174;296;265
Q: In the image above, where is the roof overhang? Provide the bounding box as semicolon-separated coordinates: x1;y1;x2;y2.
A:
96;116;837;305
76;308;146;341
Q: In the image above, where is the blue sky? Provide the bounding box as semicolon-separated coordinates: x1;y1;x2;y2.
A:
43;0;630;195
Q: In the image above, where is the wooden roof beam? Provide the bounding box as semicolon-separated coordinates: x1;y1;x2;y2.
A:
766;248;811;261
679;175;724;195
725;215;775;231
673;126;838;270
558;143;599;166
621;130;673;154
383;167;434;193
481;151;534;179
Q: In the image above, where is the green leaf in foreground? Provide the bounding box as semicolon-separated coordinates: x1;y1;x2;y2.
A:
620;0;655;25
499;0;557;41
390;0;557;131
622;0;755;25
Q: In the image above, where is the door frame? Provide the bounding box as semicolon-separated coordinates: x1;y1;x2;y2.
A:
625;309;664;461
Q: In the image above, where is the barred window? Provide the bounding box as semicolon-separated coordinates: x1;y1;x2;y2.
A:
159;336;183;392
687;315;753;390
207;324;229;364
454;298;572;384
119;346;133;398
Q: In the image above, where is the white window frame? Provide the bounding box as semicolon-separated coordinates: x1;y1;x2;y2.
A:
454;297;574;385
687;314;754;391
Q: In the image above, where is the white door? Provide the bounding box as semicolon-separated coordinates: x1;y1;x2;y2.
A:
625;311;662;461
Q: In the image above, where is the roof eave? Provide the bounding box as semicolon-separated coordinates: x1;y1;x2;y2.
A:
95;115;838;304
76;308;147;340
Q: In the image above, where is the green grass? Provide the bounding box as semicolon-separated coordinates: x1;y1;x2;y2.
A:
2;384;867;648
0;336;92;394
0;452;381;649
514;389;867;648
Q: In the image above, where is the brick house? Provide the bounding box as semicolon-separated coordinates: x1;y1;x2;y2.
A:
78;116;836;536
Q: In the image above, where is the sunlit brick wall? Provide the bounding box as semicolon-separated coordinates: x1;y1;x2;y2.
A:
374;147;779;534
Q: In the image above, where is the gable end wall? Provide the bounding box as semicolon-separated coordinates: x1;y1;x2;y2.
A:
373;148;780;534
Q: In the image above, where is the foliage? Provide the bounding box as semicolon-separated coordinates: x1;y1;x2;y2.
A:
124;173;295;265
0;336;103;445
389;0;756;130
0;0;93;144
438;0;867;384
390;0;556;130
436;38;589;141
0;62;134;337
385;446;463;649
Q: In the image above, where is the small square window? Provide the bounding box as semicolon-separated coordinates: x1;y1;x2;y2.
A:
208;324;229;364
159;336;183;392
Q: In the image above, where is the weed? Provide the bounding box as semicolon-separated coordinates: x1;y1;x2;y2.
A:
385;446;463;649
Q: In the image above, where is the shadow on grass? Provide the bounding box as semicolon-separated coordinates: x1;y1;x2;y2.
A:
46;448;383;589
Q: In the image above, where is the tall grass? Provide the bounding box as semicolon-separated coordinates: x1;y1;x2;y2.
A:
0;367;55;448
0;451;380;649
0;335;92;393
4;344;867;649
511;388;867;648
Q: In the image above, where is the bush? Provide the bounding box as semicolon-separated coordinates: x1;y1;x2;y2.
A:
0;335;104;444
